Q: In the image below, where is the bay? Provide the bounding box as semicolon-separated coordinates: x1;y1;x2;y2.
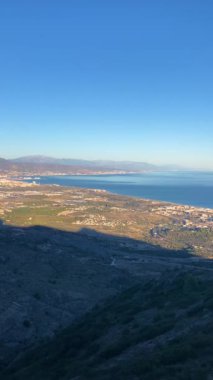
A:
27;171;213;209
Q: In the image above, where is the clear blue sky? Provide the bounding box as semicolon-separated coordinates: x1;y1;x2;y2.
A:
0;1;212;169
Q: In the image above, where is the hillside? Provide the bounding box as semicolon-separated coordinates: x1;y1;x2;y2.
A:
0;155;187;176
0;157;157;176
0;158;14;170
0;180;212;379
0;158;122;175
2;271;213;380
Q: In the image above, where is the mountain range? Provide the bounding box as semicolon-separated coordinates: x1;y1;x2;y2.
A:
0;155;183;173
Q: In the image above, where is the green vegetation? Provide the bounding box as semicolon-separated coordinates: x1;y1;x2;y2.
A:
4;206;66;227
1;181;212;256
2;272;213;380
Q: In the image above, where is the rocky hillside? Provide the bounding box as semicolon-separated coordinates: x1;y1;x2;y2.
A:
2;271;213;380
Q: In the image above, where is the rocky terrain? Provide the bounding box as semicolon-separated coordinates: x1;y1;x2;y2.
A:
3;271;213;380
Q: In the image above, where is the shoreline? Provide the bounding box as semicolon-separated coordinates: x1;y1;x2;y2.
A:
15;173;213;211
0;175;212;257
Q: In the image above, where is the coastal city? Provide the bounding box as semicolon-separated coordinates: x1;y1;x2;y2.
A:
0;176;212;257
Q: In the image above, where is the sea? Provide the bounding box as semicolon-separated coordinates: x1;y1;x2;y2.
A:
25;171;213;209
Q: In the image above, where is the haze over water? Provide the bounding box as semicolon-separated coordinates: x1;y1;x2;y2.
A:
30;171;213;209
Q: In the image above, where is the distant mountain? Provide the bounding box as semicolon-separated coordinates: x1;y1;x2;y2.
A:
0;155;186;175
0;157;15;170
12;155;181;172
0;157;9;164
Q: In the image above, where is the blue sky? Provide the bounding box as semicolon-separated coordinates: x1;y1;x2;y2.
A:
0;0;212;169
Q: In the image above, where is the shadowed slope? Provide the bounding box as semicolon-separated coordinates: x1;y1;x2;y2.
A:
0;221;212;379
2;271;213;380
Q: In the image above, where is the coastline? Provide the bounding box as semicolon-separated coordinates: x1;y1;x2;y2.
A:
0;176;212;257
16;172;213;211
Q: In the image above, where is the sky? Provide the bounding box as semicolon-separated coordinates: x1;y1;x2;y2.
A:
0;1;213;169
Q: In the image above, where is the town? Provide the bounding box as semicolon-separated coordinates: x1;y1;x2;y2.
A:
0;176;212;257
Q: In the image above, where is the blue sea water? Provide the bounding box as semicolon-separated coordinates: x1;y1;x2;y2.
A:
28;171;213;209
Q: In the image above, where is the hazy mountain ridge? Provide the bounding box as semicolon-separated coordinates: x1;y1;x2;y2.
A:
13;155;157;170
0;158;88;174
11;155;184;171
